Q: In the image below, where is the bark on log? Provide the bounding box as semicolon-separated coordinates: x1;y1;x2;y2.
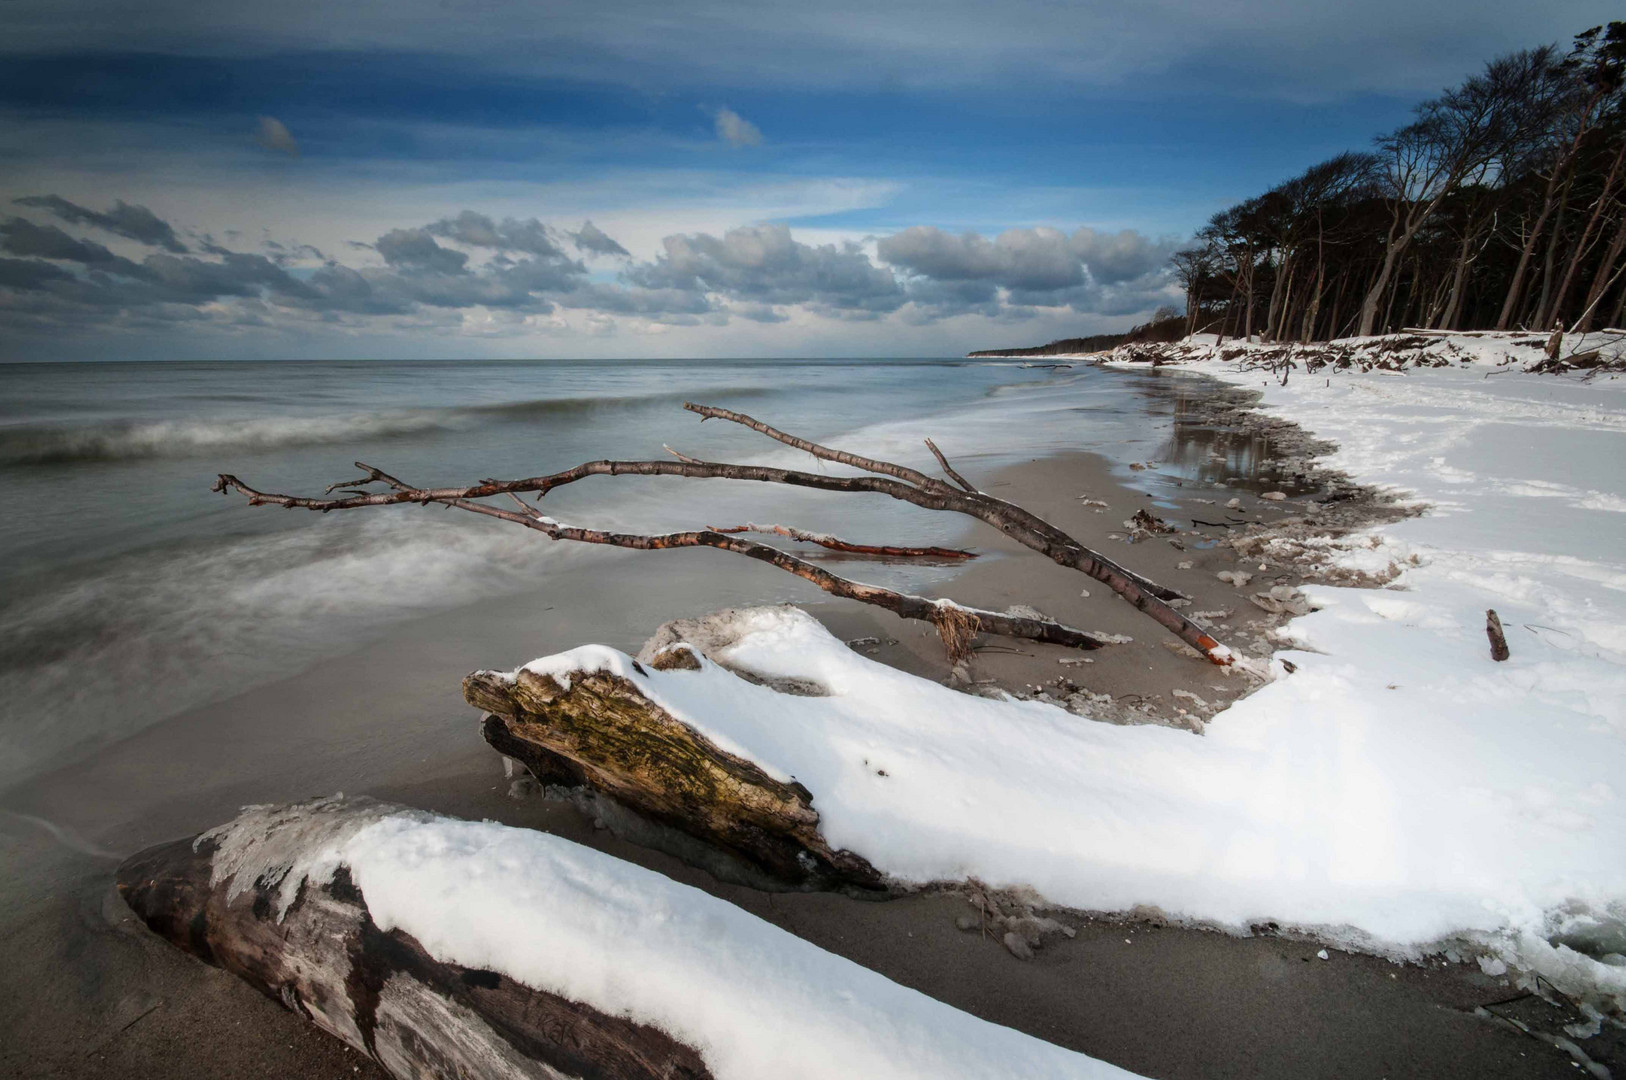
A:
117;804;714;1080
465;661;884;891
1486;608;1511;662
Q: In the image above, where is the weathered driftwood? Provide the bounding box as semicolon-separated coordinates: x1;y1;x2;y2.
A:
466;656;883;891
707;522;974;560
117;801;714;1080
217;466;1109;658
1486;608;1511;662
212;401;1232;664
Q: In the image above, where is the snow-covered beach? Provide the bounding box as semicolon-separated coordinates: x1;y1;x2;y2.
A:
7;347;1622;1078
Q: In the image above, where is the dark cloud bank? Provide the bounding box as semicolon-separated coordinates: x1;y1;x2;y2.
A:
0;196;1180;345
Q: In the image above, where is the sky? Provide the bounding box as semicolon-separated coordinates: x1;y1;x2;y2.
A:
0;0;1613;360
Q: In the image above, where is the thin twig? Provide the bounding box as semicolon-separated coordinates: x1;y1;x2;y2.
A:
925;437;978;493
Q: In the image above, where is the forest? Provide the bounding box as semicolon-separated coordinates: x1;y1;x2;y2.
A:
1173;22;1626;342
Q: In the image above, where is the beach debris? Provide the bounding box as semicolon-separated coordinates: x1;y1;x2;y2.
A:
467;650;884;891
1077;496;1109;510
845;635;896;653
1057;656;1095;666
117;798;719;1080
214;401;1236;665
1128;509;1175;534
1487;609;1511;661
1317;949;1330;960
1216;570;1254;587
1177;560;1194;570
1079;587;1090;598
1226;497;1243;509
1249;587;1313;616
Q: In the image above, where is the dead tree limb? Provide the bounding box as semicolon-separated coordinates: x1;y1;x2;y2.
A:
924;438;978;493
118;799;716;1080
677;403;1228;663
216;469;1108;657
707;523;975;560
466;666;884;889
213;401;1234;664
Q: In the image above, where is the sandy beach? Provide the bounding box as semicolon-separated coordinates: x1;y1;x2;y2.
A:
0;384;1583;1078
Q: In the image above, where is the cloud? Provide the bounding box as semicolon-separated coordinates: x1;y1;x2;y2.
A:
374;228;471;274
570;220;630;257
255;116;300;156
12;195;188;252
0;217;121;265
0;198;1185;350
632;224;903;313
426;211;566;258
713;107;763;148
878;224;1179;313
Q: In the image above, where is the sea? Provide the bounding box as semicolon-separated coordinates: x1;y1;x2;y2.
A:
0;357;1279;791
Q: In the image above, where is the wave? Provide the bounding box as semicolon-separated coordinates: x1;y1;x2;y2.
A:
0;387;771;466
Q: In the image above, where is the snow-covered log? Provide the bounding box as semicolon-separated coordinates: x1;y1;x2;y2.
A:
116;799;715;1080
465;644;885;891
118;797;1137;1080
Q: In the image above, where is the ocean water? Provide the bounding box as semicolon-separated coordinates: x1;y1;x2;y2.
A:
0;357;1277;791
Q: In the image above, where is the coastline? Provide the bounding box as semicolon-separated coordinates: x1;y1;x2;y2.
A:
0;368;1580;1078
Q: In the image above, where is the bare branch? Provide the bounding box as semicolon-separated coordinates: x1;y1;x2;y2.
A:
924;437;978;493
214;404;1232;664
707;523;975;560
683;402;946;490
218;472;1106;655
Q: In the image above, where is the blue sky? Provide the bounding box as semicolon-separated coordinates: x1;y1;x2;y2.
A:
0;0;1612;359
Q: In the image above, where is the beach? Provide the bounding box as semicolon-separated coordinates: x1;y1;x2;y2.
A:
0;354;1584;1076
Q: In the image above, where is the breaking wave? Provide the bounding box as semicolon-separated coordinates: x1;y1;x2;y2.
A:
0;387;771;466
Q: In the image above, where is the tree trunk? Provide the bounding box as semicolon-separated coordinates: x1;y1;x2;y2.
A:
117;802;717;1080
465;659;886;890
1532;169;1579;329
1577;208;1626;332
1498;176;1565;330
1357;212;1407;338
1551;140;1626;326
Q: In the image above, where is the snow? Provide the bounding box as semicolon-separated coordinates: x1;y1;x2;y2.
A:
500;339;1626;1012
205;797;1136;1080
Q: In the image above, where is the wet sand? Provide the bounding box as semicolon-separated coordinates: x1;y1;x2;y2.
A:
0;415;1590;1077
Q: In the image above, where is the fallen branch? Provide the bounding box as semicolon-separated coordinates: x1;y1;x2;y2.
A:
216;467;1108;657
213;401;1234;664
707;522;974;560
675;404;1228;663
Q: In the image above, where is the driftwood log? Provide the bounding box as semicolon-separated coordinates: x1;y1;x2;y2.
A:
213;401;1233;665
117;800;714;1080
466;653;884;891
1486;608;1511;662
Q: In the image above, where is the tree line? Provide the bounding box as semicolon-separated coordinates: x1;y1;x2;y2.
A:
1173;23;1626;341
